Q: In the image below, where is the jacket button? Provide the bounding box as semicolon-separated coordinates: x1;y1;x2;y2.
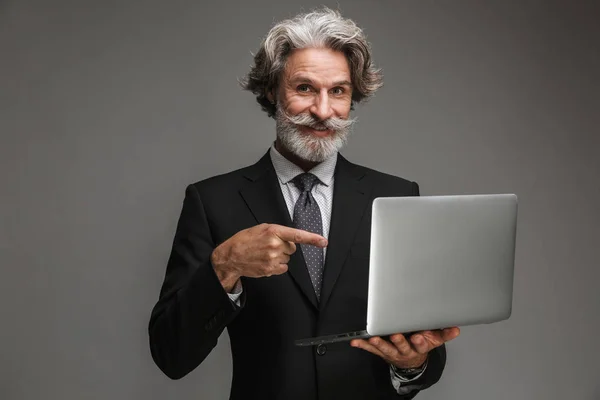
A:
316;344;327;356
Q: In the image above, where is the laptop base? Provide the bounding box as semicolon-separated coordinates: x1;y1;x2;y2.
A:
295;330;371;346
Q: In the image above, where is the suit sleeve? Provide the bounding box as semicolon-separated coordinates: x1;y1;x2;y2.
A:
412;181;420;196
148;184;244;380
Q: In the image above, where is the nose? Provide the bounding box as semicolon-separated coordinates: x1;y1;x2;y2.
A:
309;90;334;121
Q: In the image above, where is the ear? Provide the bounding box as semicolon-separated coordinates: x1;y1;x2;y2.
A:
266;89;275;105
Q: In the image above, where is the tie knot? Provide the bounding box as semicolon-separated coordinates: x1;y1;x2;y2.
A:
292;173;320;192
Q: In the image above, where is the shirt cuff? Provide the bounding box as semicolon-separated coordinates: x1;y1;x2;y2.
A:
227;279;243;307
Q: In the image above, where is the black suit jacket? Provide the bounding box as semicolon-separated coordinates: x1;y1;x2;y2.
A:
149;150;446;399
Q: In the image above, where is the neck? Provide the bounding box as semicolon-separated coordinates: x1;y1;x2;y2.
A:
274;138;320;172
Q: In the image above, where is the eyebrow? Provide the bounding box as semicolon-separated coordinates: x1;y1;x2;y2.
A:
290;77;353;87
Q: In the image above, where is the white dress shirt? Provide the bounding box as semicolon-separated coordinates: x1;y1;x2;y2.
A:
225;143;426;393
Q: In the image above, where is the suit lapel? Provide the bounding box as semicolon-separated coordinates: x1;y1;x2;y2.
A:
239;151;319;310
319;154;371;310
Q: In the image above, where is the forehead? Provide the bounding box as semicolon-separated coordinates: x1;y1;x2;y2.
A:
283;47;351;85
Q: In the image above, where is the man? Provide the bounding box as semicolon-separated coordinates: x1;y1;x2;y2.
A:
149;7;460;399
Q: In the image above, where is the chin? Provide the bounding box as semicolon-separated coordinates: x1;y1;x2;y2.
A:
276;120;350;163
289;136;343;163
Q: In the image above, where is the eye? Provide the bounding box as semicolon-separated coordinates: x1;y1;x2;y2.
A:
297;84;311;93
331;87;345;95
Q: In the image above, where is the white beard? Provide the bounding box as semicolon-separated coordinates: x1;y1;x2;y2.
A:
275;103;356;163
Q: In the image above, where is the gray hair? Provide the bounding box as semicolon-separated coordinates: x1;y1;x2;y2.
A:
240;7;383;118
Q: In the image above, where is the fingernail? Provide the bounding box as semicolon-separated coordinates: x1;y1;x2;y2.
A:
320;239;327;246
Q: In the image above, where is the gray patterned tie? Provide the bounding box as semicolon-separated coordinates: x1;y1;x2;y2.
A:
291;173;324;300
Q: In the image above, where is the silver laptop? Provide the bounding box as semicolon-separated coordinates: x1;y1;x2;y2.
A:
295;193;518;346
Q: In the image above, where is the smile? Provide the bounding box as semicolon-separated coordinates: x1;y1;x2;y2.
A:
300;125;332;137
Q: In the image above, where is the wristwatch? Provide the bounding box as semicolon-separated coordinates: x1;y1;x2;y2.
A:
393;357;428;378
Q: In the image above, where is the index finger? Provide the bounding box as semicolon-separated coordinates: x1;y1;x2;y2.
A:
270;225;328;247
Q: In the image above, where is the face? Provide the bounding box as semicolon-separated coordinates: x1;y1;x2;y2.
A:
269;47;356;162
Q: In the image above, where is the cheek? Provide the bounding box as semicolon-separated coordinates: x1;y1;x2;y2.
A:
331;94;352;116
333;103;352;118
284;97;312;115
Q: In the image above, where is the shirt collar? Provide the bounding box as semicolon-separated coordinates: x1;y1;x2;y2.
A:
269;141;337;187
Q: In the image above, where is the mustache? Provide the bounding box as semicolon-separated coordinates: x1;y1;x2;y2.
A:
282;111;356;131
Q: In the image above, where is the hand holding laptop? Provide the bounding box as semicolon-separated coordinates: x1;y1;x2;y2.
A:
350;327;460;369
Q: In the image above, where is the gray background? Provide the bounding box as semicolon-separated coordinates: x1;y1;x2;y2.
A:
1;0;599;399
